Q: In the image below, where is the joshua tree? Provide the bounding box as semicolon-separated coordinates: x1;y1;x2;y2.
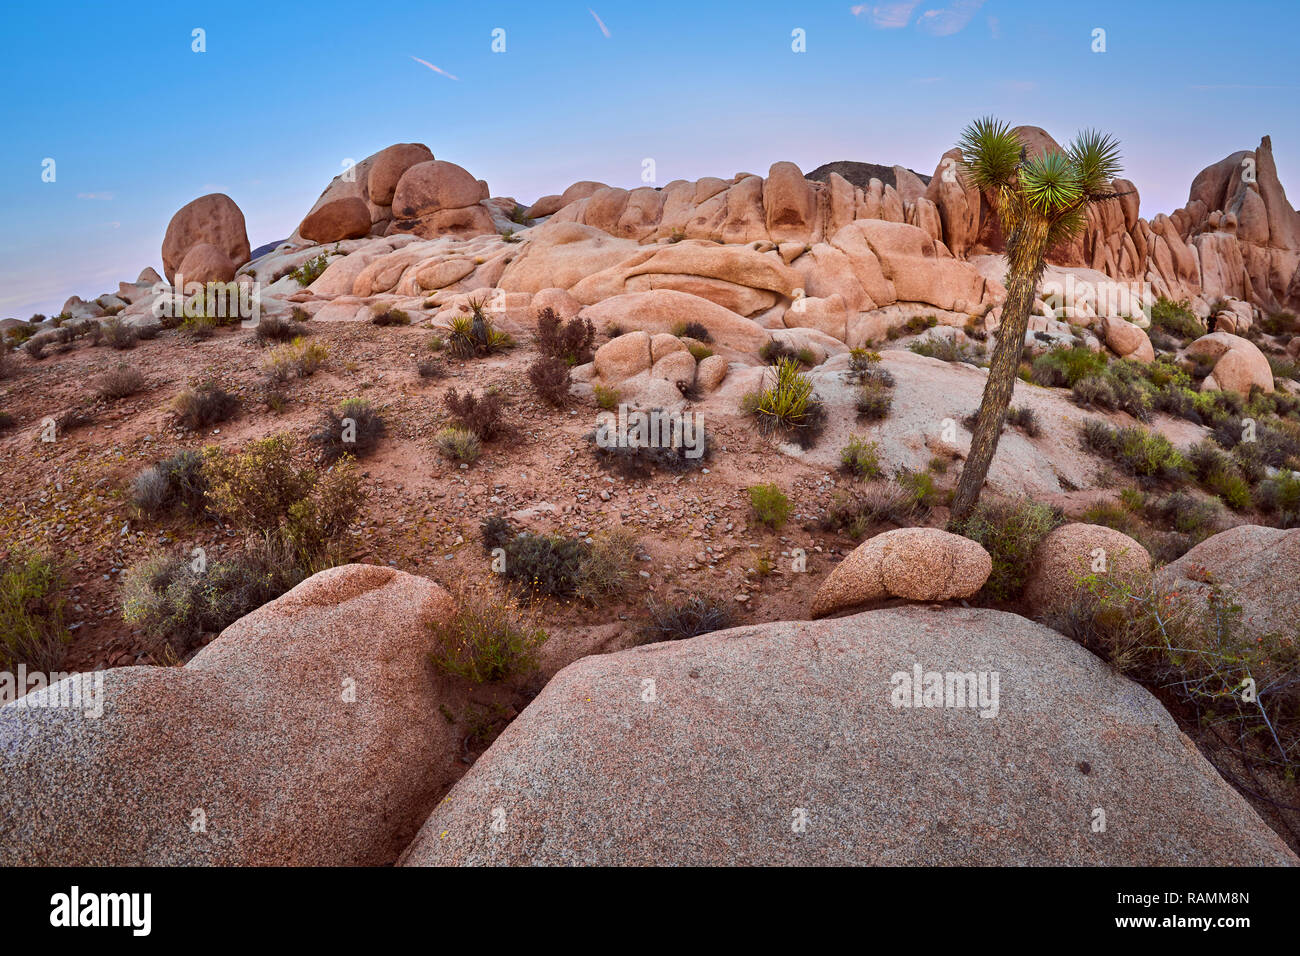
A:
949;118;1126;523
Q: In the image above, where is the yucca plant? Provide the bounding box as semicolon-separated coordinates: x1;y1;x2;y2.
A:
950;118;1128;521
751;357;824;446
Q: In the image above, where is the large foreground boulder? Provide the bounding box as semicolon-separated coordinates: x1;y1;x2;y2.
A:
0;565;458;866
400;606;1295;865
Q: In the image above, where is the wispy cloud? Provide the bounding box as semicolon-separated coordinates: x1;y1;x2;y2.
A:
409;55;460;81
76;192;114;201
916;0;986;36
851;2;921;28
987;15;1000;39
588;8;611;38
1188;83;1294;90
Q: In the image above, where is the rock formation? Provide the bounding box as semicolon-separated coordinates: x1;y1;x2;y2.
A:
400;606;1297;866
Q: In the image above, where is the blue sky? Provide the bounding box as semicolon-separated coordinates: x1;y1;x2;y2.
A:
2;0;1297;318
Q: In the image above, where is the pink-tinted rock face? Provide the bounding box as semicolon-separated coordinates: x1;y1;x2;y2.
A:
161;193;250;284
366;143;435;207
175;242;236;285
392;160;484;220
299;196;373;243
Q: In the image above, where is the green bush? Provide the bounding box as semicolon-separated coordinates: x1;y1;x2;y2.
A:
856;379;893;420
748;483;793;529
1081;420;1186;480
1031;345;1108;388
130;449;208;518
0;552;68;671
434;426;481;463
840;436;883;479
952;498;1063;603
908;336;985;364
1047;575;1300;785
201;435;362;562
308;398;385;463
290;253;331;287
121;542;304;659
428;597;547;684
1150;296;1205;340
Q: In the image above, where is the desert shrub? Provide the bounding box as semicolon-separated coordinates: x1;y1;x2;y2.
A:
758;340;815;367
0;347;11;380
50;406;94;435
23;333;53;360
1150;296;1205;340
100;316;138;350
309;398;385;463
840;436;883;479
1268;356;1300;384
820;483;925;538
1047;575;1300;785
0;552;68;671
904;314;939;334
290;253;331;286
447;300;514;358
0;411;12;431
428;596;548;684
536;308;596;365
444;387;504;440
173;382;238;430
1152;385;1202;423
496;532;589;599
1215;416;1300;469
908;336;984;364
895;467;940;511
856;379;893;421
1071;374;1119;411
576;528;640;601
121;541;304;659
952;497;1063;603
592;385;620;412
1142;357;1193;390
434;426;481;463
1081;420;1186;481
748;483;793;529
253;315;306;345
527;356;572;406
371;307;410;326
262;337;328;382
685;342;714;362
201;435;361;561
1142;490;1223;541
417;357;445;379
644;595;733;643
93;364;145;400
745;357;825;448
1005;406;1041;436
130;449;208;519
1260;311;1300;336
586;412;709;477
673;321;711;342
1031;345;1107;388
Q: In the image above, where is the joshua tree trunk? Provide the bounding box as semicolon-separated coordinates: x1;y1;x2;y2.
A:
950;217;1051;523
